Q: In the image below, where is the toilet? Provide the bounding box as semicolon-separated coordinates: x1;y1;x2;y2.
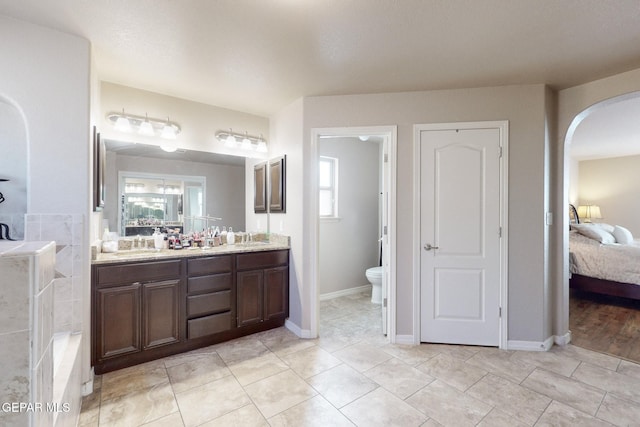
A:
365;266;383;304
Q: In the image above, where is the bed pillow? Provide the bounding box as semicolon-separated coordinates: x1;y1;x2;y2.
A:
595;223;615;233
572;223;616;244
613;225;634;244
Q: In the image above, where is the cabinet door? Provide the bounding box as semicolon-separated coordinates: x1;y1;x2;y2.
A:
142;279;181;349
96;283;141;359
237;270;263;327
264;266;289;320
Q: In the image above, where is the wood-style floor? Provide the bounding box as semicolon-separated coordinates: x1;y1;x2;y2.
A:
570;289;640;363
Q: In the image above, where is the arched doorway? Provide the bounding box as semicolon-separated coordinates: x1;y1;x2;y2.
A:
561;90;640;349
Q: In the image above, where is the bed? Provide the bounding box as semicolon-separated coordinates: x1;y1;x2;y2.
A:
569;204;640;300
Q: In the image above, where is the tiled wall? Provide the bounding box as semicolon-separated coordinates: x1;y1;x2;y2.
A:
25;214;84;334
0;241;56;426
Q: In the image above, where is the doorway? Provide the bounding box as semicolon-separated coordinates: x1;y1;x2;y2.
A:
310;126;397;341
563;92;640;360
415;121;508;347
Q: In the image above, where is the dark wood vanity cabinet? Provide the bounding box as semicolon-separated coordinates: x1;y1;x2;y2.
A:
186;255;235;339
237;250;289;327
92;249;289;374
92;259;183;372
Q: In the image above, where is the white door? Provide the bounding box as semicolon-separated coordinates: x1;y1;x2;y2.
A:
420;126;502;346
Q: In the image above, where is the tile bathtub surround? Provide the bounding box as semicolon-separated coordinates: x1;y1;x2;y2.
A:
80;291;640;426
25;213;85;333
0;241;57;427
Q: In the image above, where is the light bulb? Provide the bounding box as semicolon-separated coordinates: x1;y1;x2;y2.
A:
256;135;268;153
138;113;154;136
241;132;252;150
225;128;237;147
114;109;131;132
161;117;177;139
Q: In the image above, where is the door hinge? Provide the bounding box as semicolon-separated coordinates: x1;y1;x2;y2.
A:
383;298;387;308
384;153;389;163
498;226;502;238
499;146;503;158
383;225;388;235
499;307;502;317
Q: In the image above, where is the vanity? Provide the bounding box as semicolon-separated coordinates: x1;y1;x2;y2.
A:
91;239;289;374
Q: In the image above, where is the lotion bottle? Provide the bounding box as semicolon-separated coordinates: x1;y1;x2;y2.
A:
227;227;235;245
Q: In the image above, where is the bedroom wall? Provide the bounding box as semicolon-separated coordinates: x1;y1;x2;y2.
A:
578;154;640;236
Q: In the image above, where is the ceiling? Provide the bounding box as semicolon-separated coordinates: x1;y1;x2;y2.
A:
2;0;640;158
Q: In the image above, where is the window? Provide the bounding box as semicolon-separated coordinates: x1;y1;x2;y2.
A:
319;156;338;218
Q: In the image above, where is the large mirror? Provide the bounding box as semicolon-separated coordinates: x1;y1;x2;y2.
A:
103;140;247;236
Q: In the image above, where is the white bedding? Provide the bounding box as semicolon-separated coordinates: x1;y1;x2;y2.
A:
569;231;640;286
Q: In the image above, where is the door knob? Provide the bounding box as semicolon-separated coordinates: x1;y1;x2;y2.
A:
424;243;439;251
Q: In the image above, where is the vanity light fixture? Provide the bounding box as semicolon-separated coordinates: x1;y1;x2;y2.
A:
107;111;181;140
216;129;268;153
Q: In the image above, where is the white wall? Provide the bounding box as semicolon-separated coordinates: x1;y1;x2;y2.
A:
269;84;552;342
318;137;380;296
268;98;305;332
106;153;246;232
578;154;640;235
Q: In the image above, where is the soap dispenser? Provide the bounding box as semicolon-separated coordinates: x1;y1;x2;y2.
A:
227;227;235;245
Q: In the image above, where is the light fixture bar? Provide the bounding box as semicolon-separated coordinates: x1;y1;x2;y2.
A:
216;130;267;152
107;111;181;139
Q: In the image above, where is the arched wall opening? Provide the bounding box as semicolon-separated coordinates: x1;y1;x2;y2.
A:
560;89;640;343
0;95;28;240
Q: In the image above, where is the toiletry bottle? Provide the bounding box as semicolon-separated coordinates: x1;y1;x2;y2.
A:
221;226;228;244
153;228;164;250
227;227;235;245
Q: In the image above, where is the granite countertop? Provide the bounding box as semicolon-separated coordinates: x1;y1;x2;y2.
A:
93;235;290;265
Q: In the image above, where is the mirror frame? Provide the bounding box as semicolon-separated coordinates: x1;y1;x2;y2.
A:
254;161;267;213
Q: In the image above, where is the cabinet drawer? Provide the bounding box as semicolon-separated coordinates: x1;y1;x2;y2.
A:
187;291;231;317
188;312;232;339
95;260;182;286
188;255;232;276
187;273;231;294
236;250;288;271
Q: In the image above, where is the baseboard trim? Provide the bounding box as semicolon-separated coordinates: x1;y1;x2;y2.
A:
320;284;371;301
554;331;572;346
507;336;554;352
394;335;416;345
285;319;314;339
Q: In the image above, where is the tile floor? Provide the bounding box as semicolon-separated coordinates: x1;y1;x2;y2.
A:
80;291;640;426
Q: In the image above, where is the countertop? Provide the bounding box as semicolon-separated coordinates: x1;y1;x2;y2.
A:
93;241;290;265
93;233;290;265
